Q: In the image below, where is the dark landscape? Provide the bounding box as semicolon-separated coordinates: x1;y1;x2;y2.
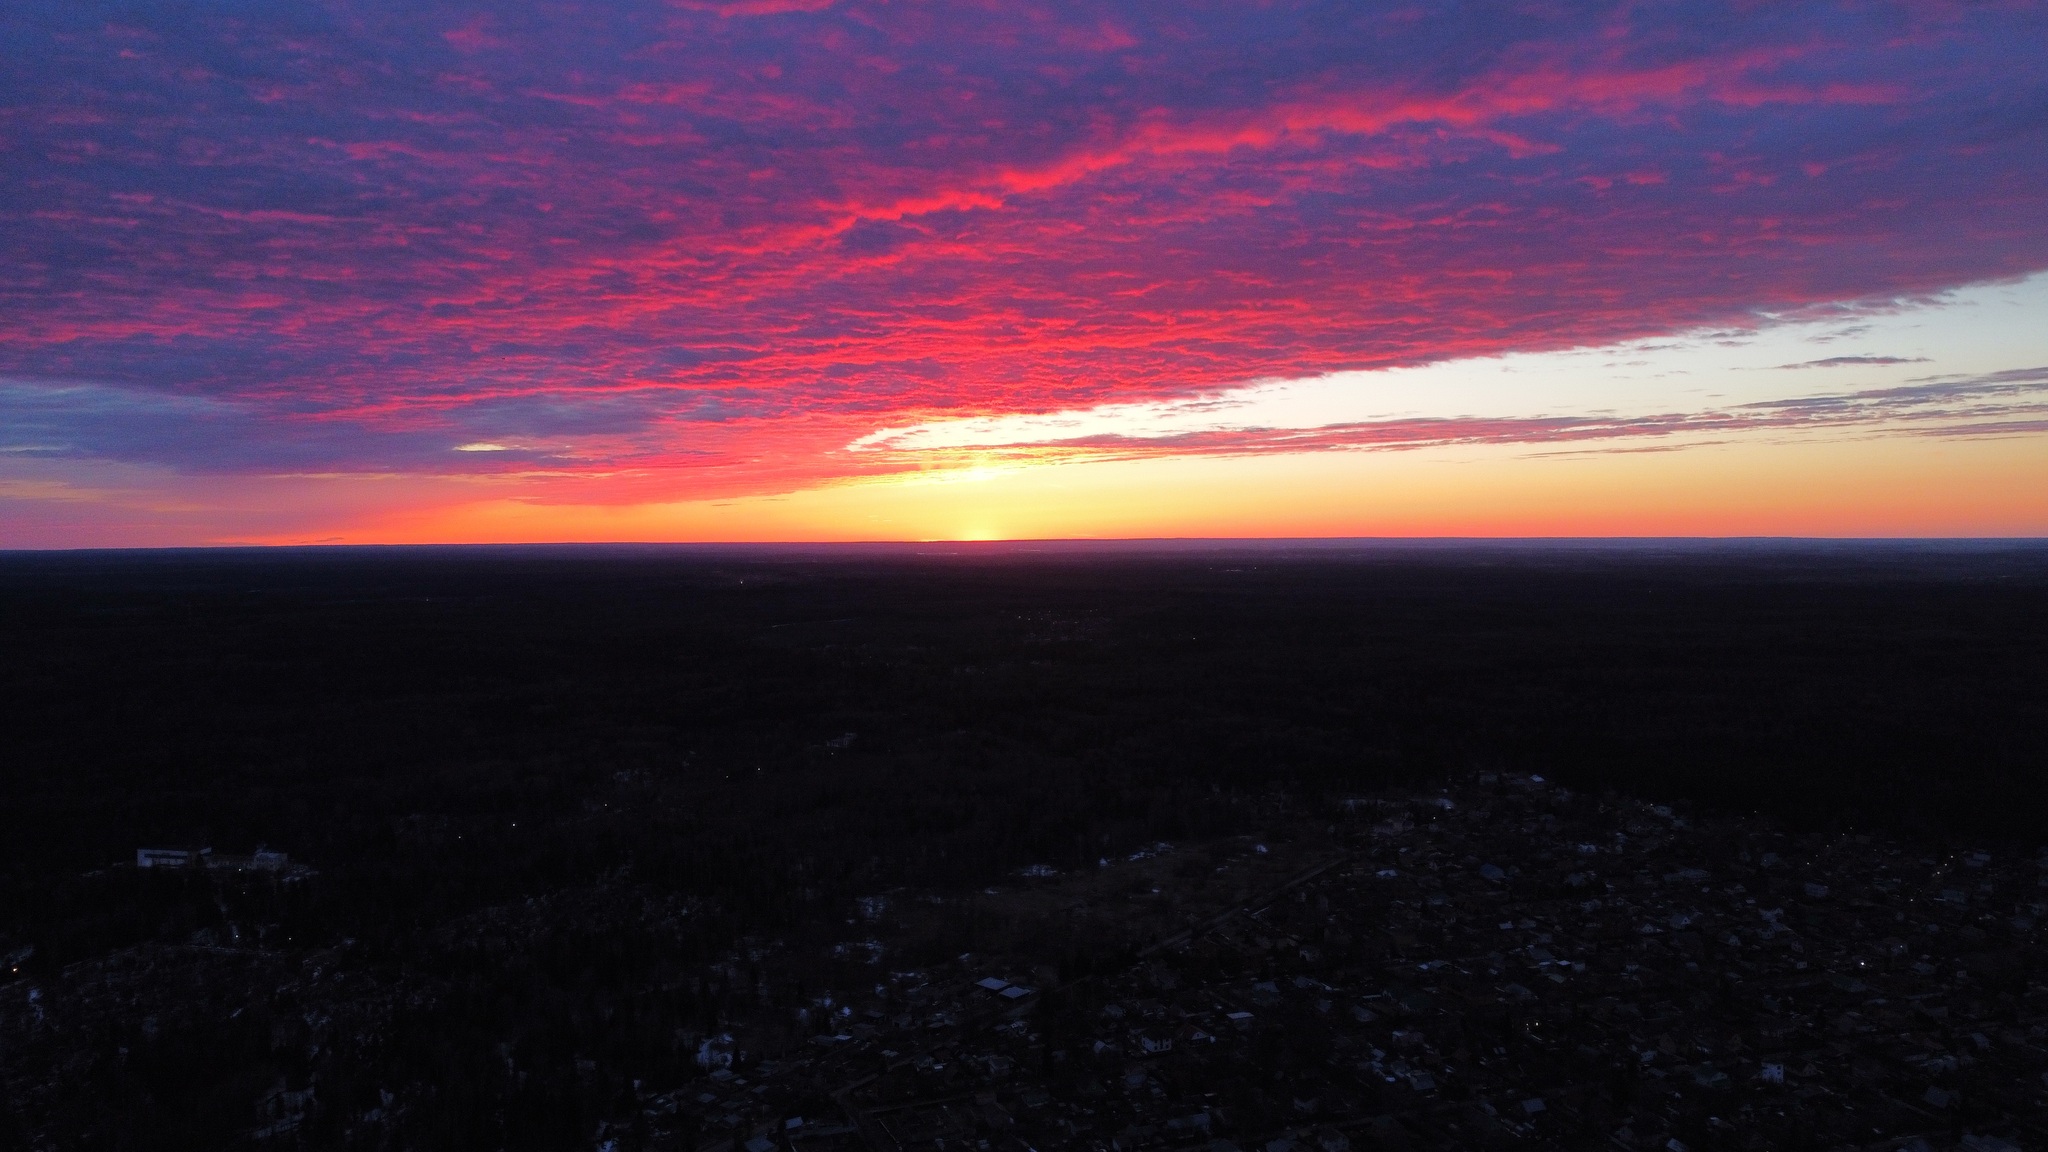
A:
2;541;2046;1152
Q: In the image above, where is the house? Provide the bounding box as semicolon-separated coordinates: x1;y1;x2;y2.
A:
137;847;210;869
135;846;292;871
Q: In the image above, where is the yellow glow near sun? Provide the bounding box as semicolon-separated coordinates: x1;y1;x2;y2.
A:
867;459;1022;488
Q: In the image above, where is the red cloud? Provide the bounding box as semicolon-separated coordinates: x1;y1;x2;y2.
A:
0;0;2043;505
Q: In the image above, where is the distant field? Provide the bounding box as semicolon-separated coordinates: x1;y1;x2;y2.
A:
4;543;2044;875
0;541;2042;922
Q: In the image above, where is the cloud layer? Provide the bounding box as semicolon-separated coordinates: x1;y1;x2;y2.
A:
3;0;2048;500
849;366;2048;467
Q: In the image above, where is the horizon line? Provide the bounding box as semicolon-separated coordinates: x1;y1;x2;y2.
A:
7;535;2048;558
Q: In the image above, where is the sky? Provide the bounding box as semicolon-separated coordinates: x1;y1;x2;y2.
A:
3;0;2047;545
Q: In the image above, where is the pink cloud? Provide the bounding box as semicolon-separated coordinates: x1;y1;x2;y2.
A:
0;0;2042;507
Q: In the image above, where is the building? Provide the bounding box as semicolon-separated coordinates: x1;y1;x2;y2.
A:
136;847;210;869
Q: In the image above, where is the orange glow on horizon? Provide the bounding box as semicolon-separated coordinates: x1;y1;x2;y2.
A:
238;431;2048;547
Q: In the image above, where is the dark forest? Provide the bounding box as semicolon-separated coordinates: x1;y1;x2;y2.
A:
2;542;2044;1150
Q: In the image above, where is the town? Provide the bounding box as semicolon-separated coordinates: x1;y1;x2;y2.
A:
614;773;2047;1152
79;768;2048;1152
6;776;2045;1151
